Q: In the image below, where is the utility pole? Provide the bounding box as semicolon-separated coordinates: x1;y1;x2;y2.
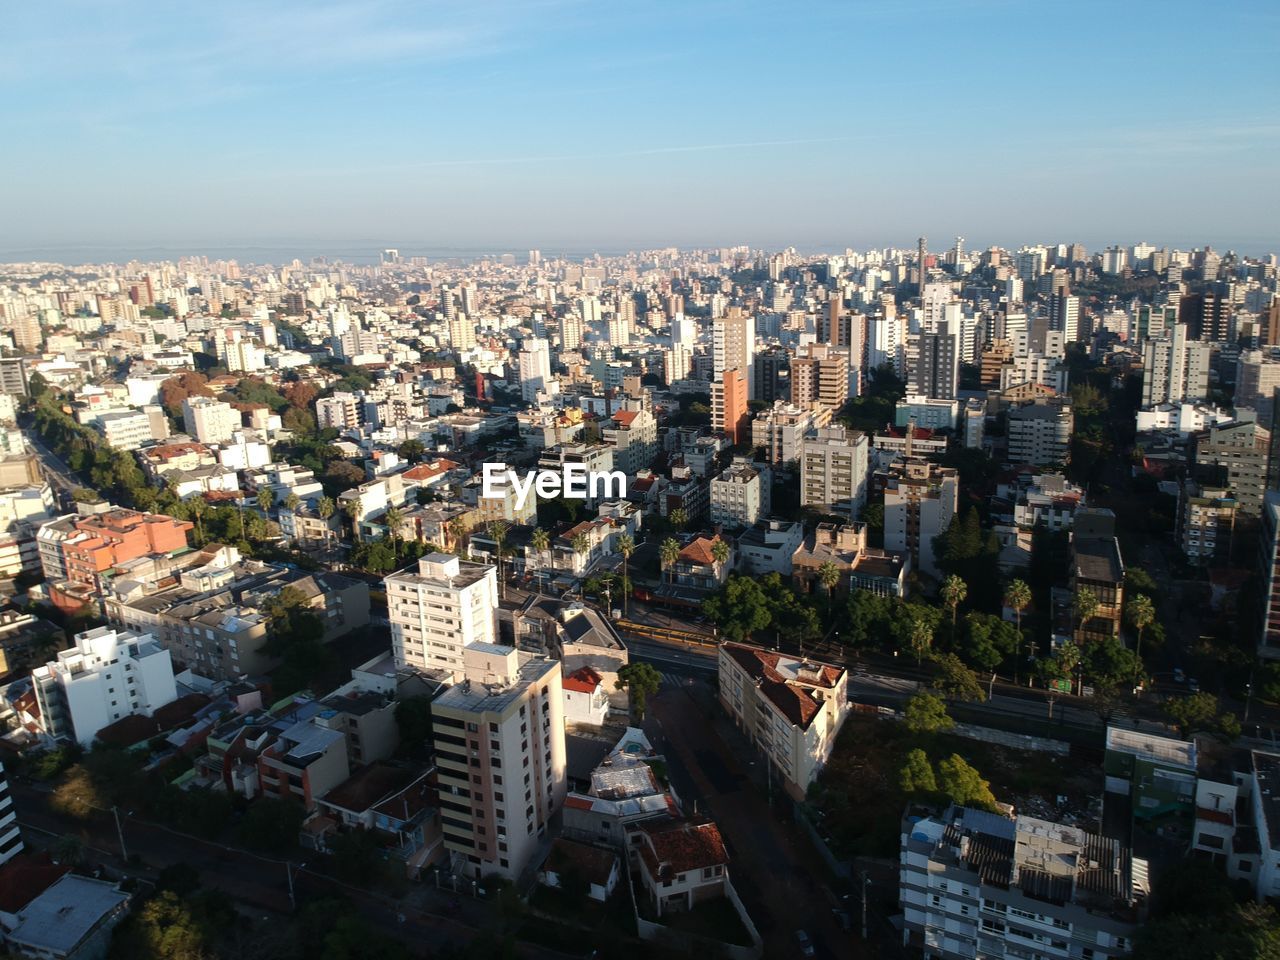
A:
287;861;305;911
988;671;997;701
860;869;870;940
111;806;128;862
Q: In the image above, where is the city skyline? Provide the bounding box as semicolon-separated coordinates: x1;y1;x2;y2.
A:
4;0;1279;256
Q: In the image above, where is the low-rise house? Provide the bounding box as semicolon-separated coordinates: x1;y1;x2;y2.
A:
671;536;732;592
1;874;130;960
539;838;621;902
562;666;609;727
632;818;730;916
563;728;677;849
791;522;909;598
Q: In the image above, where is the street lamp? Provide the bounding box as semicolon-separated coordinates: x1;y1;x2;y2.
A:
286;861;307;911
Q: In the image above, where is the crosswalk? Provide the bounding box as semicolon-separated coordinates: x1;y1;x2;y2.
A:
657;670;700;689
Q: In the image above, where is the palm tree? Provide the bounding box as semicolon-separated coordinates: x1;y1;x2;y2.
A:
446;516;466;554
615;533;635;617
256;485;275;516
189;496;207;545
669;507;688;532
817;560;841;595
711;537;731;578
530;526;551;576
1126;593;1156;680
1003;579;1032;682
1073;589;1100;643
908;616;933;667
385;505;405;558
284;492;301;513
489;520;510;597
571;532;591;575
941;575;967;642
659;537;681;586
317;496;336;552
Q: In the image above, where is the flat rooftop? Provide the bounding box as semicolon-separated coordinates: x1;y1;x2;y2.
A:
1106;726;1196;770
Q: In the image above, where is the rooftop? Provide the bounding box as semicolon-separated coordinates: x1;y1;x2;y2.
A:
5;875;130;956
1105;726;1196;770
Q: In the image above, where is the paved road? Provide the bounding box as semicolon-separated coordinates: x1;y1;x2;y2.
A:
646;682;880;960
23;429;81;501
11;781;571;960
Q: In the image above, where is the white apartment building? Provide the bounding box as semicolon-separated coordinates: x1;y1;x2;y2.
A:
601;403;658;476
182;396;240;445
316;391;363;431
884;459;959;578
518;338;554;403
385;553;499;679
432;644;567;881
95;409;157;451
717;642;849;801
709;459;764;530
712;308;755;395
901;806;1144;960
1007;398;1073;467
536;443;618;509
0;760;21;867
752;401;832;466
31;626;178;747
800;426;869;518
735;519;805;576
1142;323;1210;407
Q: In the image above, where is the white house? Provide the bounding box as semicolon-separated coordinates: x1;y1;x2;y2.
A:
562;666;609;727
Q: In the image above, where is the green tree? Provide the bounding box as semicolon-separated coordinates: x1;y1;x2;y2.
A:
257;485;275;515
937;754;998;811
570;530;590;573
903;692;954;735
615;662;662;719
899;748;937;794
284;492;301;513
1165;692;1221;738
1134;861;1280;960
931;653;986;702
711;537;731;571
704;575;774;642
397;439;426;463
669;507;688;532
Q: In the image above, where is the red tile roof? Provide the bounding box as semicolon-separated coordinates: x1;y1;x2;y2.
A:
613;410;640;428
638;819;727;879
720;642;842;730
678;536;725;566
563;666;603;694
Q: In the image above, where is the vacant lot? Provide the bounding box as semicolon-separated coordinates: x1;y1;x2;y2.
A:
807;713;1101;859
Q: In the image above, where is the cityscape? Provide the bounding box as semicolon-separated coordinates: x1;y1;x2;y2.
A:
3;2;1280;960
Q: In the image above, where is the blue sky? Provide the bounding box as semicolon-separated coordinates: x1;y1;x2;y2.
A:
3;0;1279;258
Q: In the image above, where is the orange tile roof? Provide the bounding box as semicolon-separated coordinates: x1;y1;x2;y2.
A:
678;536;724;566
638;819;727;878
613;410;640;427
563;666;603;694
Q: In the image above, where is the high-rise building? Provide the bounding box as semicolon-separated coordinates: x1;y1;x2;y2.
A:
711;368;749;444
517;337;553;403
0;759;19;866
1197;420;1271;516
913;330;960;400
791;343;850;411
448;313;477;351
182;396;240;445
31;626;178;746
709;458;765;530
800;426;869;519
1049;293;1081;343
1259;490;1280;659
386;553;499;679
883;459;959;578
901;806;1143;960
431;644;566;881
713;307;755;396
1007;397;1073;466
1142;324;1211;407
752;348;786;404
